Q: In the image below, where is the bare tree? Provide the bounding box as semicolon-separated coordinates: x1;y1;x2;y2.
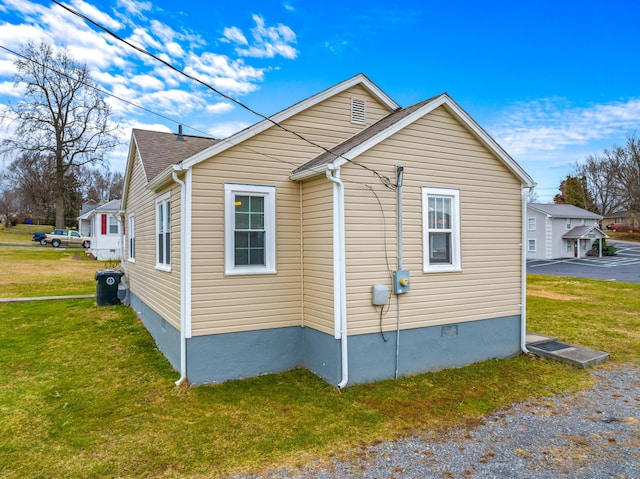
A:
7;152;57;222
616;134;640;213
1;42;119;228
576;150;625;216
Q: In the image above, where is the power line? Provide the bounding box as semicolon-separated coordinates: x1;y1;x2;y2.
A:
50;0;397;189
0;43;213;139
0;43;301;168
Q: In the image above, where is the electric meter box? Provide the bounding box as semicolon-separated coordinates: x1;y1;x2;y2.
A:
393;269;410;295
371;284;388;305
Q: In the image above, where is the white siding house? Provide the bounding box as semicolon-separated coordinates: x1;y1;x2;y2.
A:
77;199;123;260
526;203;607;260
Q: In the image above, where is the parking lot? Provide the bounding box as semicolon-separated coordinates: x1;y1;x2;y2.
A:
527;241;640;283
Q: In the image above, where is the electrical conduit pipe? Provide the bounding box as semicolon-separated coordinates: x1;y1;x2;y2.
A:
326;167;348;389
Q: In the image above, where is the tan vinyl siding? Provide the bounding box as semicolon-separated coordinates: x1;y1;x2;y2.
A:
124;150;181;329
339;105;523;335
300;176;335;335
190;157;301;335
188;84;393;336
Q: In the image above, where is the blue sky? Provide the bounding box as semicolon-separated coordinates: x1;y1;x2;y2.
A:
1;0;640;202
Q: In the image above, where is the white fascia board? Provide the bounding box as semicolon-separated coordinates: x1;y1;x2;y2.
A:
181;74;400;170
289;164;332;181
329;94;535;188
146;166;176;191
121;133;141;210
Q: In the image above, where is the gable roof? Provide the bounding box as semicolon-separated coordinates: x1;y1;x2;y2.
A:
289;93;534;187
528;203;602;219
562;225;608;239
133;129;219;183
177;73;399;172
77;199;122;221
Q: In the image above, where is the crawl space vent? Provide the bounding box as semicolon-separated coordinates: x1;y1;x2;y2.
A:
351;98;366;124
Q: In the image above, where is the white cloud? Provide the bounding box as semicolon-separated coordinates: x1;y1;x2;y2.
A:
206;102;234;115
491;97;640;156
184;52;264;95
116;0;152;18
208;120;250;139
225;14;298;59
69;0;122;31
222;26;248;46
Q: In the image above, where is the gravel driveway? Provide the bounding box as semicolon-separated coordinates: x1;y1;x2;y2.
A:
234;363;640;478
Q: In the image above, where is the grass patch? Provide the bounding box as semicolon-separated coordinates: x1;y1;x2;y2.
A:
527;274;640;362
1;244;639;478
0;300;593;479
0;223;53;244
0;247;112;298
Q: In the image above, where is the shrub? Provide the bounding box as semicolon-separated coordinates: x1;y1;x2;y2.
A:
590;238;617;256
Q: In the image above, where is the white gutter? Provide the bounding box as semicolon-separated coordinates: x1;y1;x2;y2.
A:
521;185;536;354
326;167;348;389
172;170;189;386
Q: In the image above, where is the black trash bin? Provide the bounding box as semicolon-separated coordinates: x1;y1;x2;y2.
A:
95;270;124;306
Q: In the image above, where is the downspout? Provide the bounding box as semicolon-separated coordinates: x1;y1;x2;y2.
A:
521;185;535;354
326;167;348;389
172;170;188;386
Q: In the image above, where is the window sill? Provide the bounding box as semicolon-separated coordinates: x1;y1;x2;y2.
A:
155;264;171;272
225;266;277;276
423;266;462;273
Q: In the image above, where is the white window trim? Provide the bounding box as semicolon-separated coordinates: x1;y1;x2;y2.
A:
156;192;171;271
528;239;536;252
566;218;572;229
528;217;536;231
422;187;461;273
128;213;135;263
108;214;119;235
224;183;276;275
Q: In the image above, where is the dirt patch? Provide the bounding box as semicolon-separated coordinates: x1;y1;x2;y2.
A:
70;253;84;261
527;290;584;301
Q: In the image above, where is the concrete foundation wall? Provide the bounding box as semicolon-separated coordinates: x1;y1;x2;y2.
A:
130;293;521;386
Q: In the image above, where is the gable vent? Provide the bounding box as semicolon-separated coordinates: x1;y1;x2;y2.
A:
351;98;366;124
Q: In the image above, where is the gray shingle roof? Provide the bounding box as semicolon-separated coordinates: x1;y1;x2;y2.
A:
528;203;602;219
133;129;218;183
291;97;438;176
562;225;608;239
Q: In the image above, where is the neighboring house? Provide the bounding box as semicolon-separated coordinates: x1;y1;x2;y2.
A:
122;74;535;387
77;199;123;260
526;203;608;260
602;210;637;229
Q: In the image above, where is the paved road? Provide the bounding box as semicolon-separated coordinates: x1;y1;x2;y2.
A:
527;241;640;283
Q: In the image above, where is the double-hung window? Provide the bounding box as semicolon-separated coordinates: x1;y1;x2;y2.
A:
156;192;171;270
224;184;276;275
108;215;119;235
423;187;461;272
128;213;135;262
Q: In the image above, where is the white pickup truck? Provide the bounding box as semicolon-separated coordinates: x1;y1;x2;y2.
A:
43;229;91;248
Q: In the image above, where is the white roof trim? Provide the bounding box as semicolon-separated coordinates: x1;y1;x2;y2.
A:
293;94;535;187
180;74;399;170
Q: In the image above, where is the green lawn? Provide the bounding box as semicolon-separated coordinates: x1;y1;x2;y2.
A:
1;245;639;478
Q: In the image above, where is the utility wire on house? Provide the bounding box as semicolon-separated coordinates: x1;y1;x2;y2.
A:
50;0;398;190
